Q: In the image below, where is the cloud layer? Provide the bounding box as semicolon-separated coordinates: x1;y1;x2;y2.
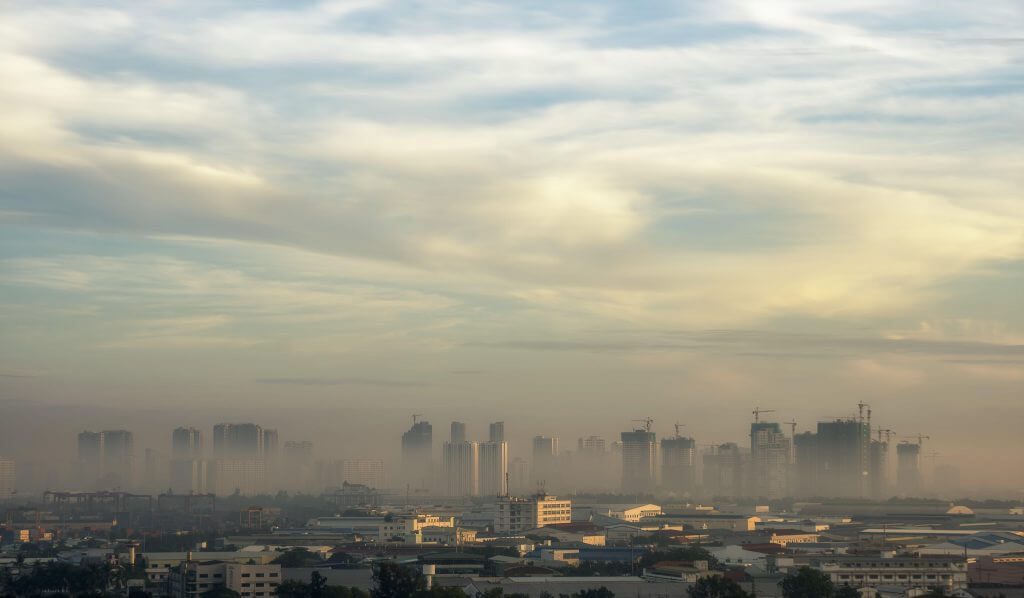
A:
1;0;1023;491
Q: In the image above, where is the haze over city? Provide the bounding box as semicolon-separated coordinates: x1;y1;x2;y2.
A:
4;3;1024;598
2;1;1023;497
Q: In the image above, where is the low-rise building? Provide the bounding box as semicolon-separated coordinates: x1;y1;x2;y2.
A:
421;526;478;545
168;560;281;598
378;514;456;543
642;560;717;583
597;504;663;522
708;545;771;569
811;555;968;592
144;551;278;571
226;562;282;598
768;529;821;546
495;494;572;535
651;513;760;532
169;560;226;598
523;523;606;546
605;523;683;545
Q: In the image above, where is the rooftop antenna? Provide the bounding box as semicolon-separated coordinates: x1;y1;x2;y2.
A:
752;407;776;423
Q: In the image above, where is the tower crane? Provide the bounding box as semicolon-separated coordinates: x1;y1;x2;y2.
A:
903;434;930;447
674;422;685;438
632;418;654;432
875;428;895;443
752;407;776;423
784;420;797;437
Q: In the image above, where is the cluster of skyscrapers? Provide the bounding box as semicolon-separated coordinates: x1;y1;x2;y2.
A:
73;424;384;496
399;404;930;500
54;404;932;499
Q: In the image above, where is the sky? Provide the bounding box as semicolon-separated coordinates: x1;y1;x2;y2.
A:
1;1;1022;494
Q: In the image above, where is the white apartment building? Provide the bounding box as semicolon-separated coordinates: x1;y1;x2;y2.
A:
444;441;480;496
168;560;280;598
378;514;455;543
168;560;226;598
813;555;968;592
225;563;281;598
494;494;572;535
478;441;508;497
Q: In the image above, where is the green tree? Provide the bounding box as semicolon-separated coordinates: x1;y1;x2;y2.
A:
275;579;311;598
688;576;752;598
780;567;834;598
372;562;425;598
274;548;323;568
309;571;329;598
639;546;717;569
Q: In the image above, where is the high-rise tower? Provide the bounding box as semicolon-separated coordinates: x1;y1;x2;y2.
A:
531;436;559;490
443;440;479;496
172;427;203;459
896;442;921;496
815;419;870;498
478;440;509;496
621;424;657;494
450;421;467;444
489;421;505;443
750;422;789;498
401;418;433;491
661;435;697;495
170;427;205;494
213;423;264;458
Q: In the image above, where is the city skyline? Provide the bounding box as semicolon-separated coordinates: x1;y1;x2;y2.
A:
1;2;1023;498
0;402;993;500
1;3;1022;597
